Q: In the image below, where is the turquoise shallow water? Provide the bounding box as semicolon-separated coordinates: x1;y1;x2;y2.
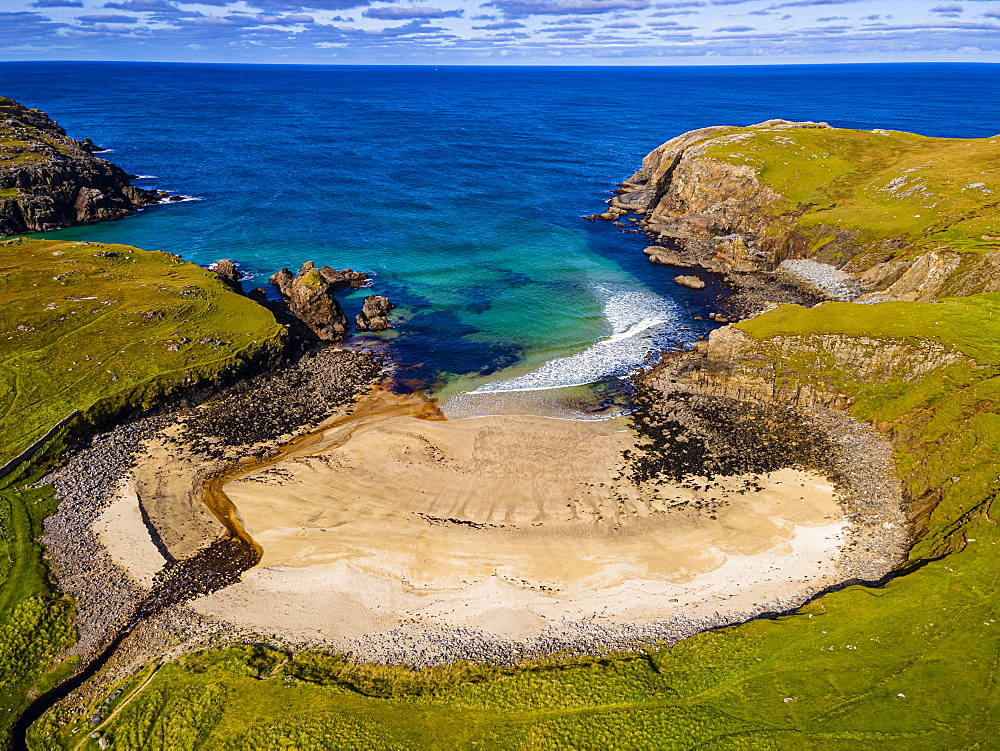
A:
2;62;997;409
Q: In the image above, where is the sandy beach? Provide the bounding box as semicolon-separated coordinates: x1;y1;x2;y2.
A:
99;390;850;651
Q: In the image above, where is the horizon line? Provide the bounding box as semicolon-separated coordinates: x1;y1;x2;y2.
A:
1;59;998;68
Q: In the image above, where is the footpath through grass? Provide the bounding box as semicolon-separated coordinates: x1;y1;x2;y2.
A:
28;292;1000;748
0;238;284;747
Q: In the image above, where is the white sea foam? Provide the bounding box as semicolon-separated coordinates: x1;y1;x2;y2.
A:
469;289;679;395
156;195;203;204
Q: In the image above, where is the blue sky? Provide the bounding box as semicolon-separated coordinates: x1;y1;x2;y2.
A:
2;0;998;64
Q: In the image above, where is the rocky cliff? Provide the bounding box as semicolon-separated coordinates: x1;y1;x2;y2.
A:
647;324;966;412
0;97;167;235
601;120;1000;302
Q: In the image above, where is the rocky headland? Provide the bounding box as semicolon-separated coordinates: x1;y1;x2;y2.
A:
594;119;999;308
0;97;170;236
600;119;1000;566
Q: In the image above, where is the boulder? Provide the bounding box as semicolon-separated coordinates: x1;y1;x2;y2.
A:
643;246;696;267
319;265;369;290
355;295;394;331
674;275;706;290
211;259;244;294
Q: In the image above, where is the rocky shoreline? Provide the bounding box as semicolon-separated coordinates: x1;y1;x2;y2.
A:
323;363;908;668
27;121;943;686
37;340;910;674
31;235;914;679
593;119;1000;309
0;97;171;235
39;347;384;666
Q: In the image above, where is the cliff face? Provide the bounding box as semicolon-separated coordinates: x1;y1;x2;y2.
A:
650;325;966;411
0;97;166;236
605;120;1000;302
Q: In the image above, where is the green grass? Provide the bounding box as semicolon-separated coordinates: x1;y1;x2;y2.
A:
26;291;1000;749
0;237;284;465
0;454;79;743
0;98;72;166
735;293;1000;557
695;125;1000;263
0;238;285;746
735;293;1000;363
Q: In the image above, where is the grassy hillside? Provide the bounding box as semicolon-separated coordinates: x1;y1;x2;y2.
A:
735;294;1000;560
699;125;1000;261
0;237;284;465
0;238;284;745
28;293;1000;749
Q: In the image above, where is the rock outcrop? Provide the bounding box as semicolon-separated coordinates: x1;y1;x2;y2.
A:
268;262;349;341
355;295;394;331
608;120;827;274
603;120;1000;303
210;259;244;294
319;265;369;290
673;275;705;290
654;324;966;412
0;97;168;235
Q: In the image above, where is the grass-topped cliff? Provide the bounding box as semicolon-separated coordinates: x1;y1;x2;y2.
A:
611;120;1000;302
0;238;284;744
0;238;285;465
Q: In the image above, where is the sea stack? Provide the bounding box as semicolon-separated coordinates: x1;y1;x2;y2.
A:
269;262;350;341
355;295;395;331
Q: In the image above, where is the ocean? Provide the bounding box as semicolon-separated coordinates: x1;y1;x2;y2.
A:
2;62;997;413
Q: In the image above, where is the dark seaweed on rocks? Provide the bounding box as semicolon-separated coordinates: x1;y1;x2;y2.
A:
181;348;384;457
626;388;843;485
717;271;824;320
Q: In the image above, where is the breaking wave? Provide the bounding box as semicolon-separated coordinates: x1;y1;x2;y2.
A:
156;195;203;204
470;289;679;394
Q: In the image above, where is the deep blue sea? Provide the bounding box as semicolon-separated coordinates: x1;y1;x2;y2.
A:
2;62;998;414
